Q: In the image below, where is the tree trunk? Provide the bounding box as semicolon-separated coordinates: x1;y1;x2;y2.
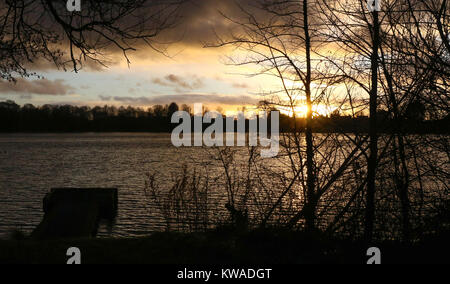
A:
303;0;316;232
397;134;411;242
365;9;380;242
380;44;412;242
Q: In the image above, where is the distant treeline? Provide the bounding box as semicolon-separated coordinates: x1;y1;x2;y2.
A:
0;100;448;133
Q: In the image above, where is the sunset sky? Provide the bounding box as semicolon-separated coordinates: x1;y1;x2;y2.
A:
0;0;283;114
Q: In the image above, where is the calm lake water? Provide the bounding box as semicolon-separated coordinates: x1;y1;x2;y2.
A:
0;133;228;239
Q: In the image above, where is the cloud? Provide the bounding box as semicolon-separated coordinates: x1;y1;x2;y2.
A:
12;0;276;72
0;78;74;96
232;83;250;89
23;56;110;73
100;93;260;106
158;0;262;46
99;95;112;101
152;74;204;90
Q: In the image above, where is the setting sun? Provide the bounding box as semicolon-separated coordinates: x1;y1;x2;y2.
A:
279;104;336;118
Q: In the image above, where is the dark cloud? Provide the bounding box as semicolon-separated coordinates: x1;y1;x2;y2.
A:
100;93;260;106
159;0;262;45
141;0;318;50
0;78;74;96
14;0;273;72
99;95;112;101
152;74;204;90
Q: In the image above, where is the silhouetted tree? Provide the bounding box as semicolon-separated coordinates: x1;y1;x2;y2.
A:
181;104;192;115
210;0;372;234
168;102;179;118
152;104;166;118
0;0;187;81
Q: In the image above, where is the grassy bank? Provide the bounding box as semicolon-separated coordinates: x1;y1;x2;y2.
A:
1;230;449;264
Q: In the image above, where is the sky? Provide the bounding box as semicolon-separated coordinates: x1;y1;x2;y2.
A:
0;0;282;114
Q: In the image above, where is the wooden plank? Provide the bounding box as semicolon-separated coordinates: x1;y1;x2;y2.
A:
32;188;118;240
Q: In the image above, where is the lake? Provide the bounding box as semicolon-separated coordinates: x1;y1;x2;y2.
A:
0;133;230;239
0;133;447;240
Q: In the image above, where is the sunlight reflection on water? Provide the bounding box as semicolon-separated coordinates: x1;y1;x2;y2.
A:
1;133;446;240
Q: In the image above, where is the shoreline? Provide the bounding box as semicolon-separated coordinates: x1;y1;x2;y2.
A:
1;230;449;264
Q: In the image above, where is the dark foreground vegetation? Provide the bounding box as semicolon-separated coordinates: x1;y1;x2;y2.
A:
0;100;448;133
1;229;449;264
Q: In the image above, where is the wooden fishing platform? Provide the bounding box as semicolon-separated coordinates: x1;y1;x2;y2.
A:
31;188;118;240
